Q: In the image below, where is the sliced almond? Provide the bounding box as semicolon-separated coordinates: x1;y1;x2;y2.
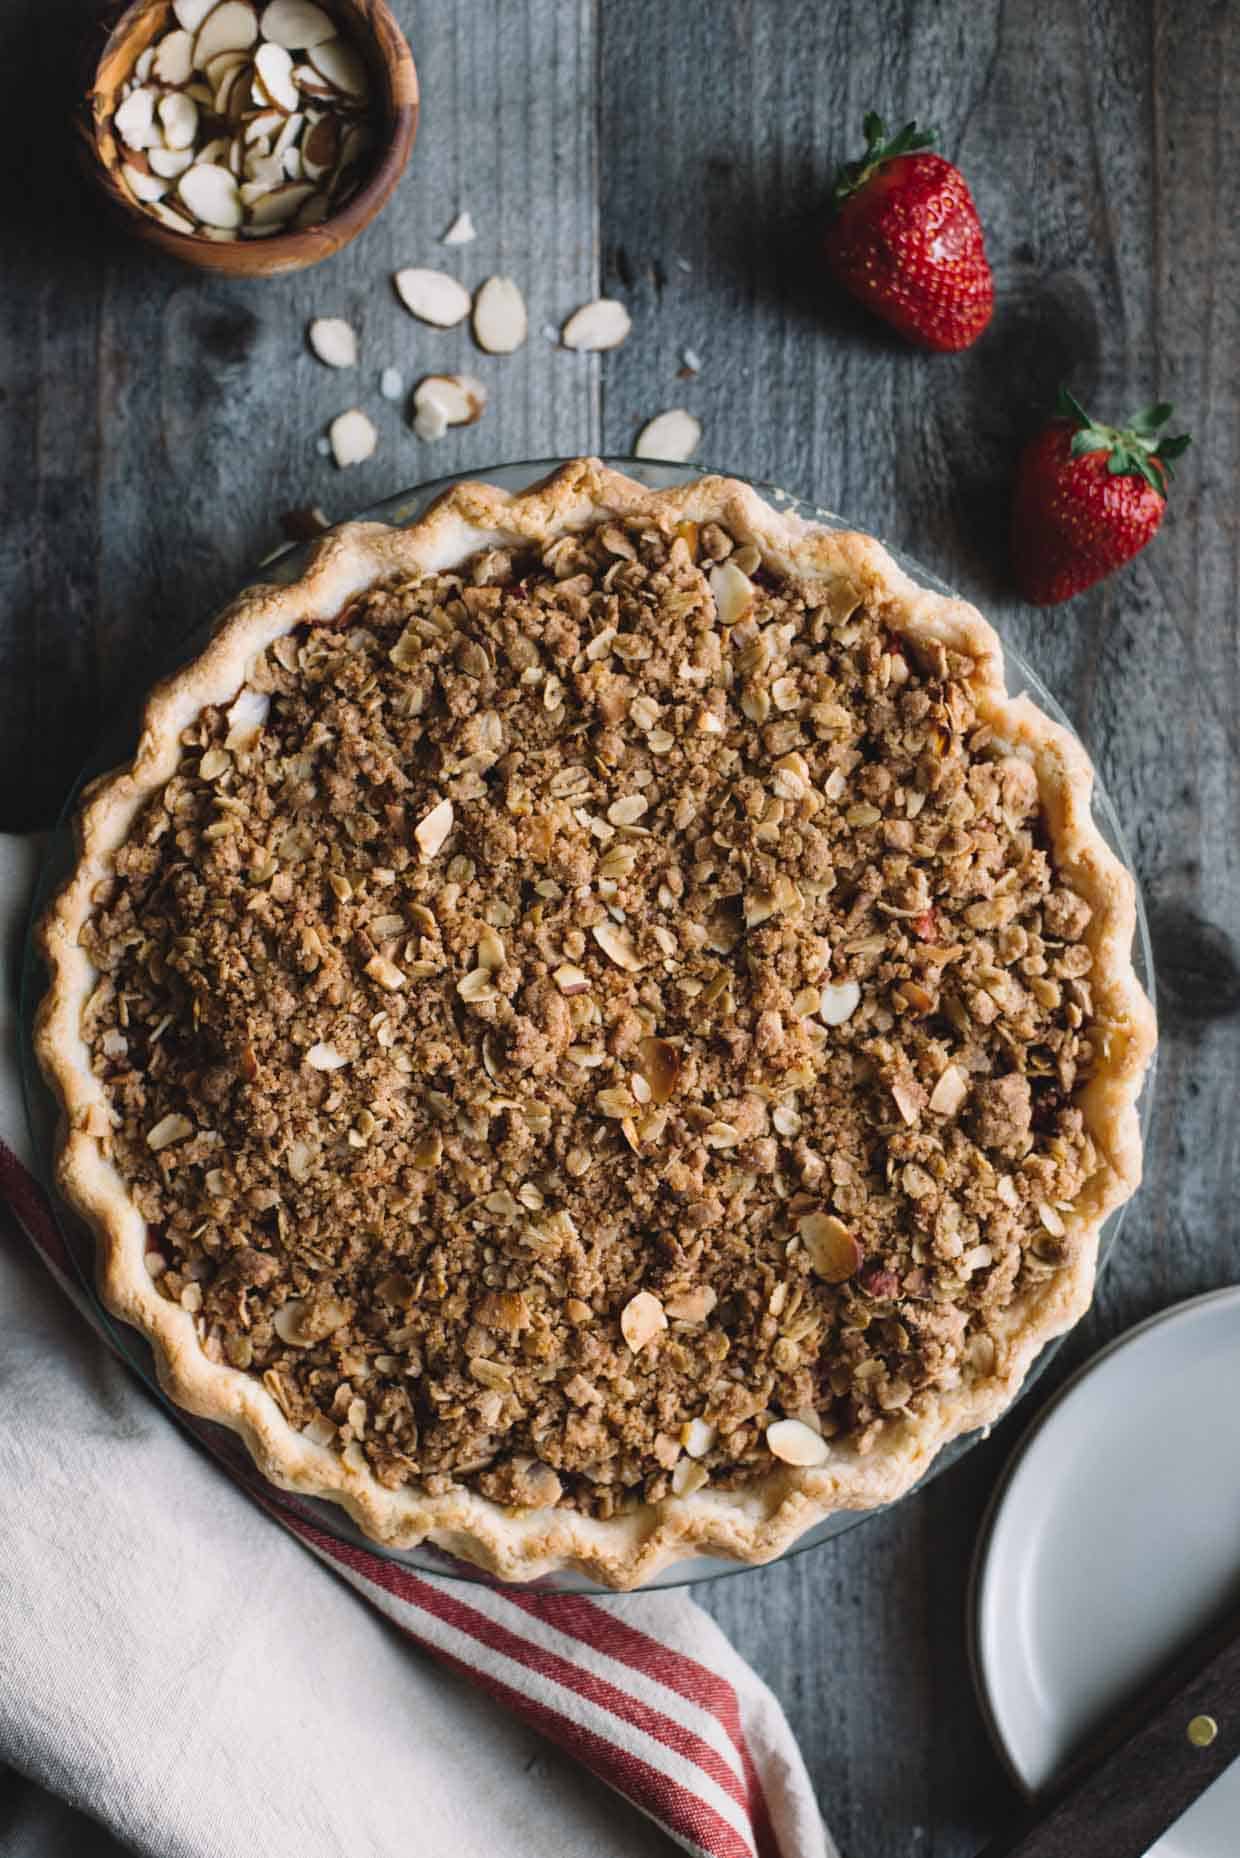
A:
294;189;329;228
244;108;284;143
394;267;472;328
413;797;453;861
174;0;217;28
308;36;368;97
254;39;300;109
682;1417;717;1459
379;366;403;400
473;275;528;354
224;686;270;748
259;0;336;48
929;1063;969;1117
634;407;701;462
411;372;486;439
197;134;231;166
637;1036;682;1105
240;171;281;204
766;1417;830;1467
308;316;357;368
158;91;199;150
441;209;476;244
148;145;195;179
272;110;304;158
147;1112;193;1152
306;1041;349;1071
709;559;755;628
133;46;156;81
561;298;632;352
247;180;315;224
194;1;259;70
798;1211;862;1283
152;28;196;85
149;201;197;233
292;60;337;100
620;1290;667;1353
114;86;157;151
328;407;377;467
592;921;644;972
204;48;249;88
300;112;338;177
122;163;168;204
819;978;861;1027
178;162;242;227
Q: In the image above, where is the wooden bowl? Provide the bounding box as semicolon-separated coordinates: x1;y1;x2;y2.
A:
82;0;418;277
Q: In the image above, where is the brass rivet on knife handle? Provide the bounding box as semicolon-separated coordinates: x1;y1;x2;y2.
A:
1186;1714;1218;1747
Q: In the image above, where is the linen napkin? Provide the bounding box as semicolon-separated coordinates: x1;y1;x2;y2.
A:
0;834;833;1858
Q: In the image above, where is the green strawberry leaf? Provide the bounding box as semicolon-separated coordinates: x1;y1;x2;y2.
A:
1055;386;1191;493
831;113;938;207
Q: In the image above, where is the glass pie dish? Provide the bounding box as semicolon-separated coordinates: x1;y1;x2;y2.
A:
19;458;1157;1592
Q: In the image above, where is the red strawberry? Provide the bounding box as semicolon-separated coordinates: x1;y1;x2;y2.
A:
1012;390;1192;605
824;113;993;352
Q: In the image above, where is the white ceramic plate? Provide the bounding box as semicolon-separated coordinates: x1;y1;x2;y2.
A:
971;1287;1240;1856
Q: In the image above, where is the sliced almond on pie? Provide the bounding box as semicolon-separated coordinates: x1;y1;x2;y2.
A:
152;28;196;85
798;1211;862;1283
193;1;259;70
634;408;701;462
259;0;336;48
472;276;528;354
328;408;377;468
766;1418;830;1466
819;978;861;1026
308;317;356;368
620;1290;667;1353
394;268;471;328
561;298;632;351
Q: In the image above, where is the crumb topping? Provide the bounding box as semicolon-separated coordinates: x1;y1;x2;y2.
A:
79;513;1100;1516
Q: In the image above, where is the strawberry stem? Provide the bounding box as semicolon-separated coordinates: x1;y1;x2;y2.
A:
831;113;938;208
1056;387;1192;493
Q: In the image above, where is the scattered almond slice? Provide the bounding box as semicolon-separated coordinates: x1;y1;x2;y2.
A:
245;108;285;143
158;91;199;150
148;146;196;179
173;0;217;28
194;0;259;69
133;46;156;81
329;408;377;467
798;1211;862;1283
308;317;357;367
178;162;242;228
766;1418;830;1467
122;163;168;204
709;559;755;627
260;0;336;48
561;298;632;351
592;921;644;972
306;1041;349;1071
634;408;701;462
473;275;528;354
204;48;249;88
152;28;195;84
254;40;300;110
146;1112;193;1152
379;366;403;401
114;86;157;151
819;978;861;1026
224;687;270;749
411;373;487;440
682;1417;717;1459
394;268;471;327
308;36;368;98
441;209;476;244
273;111;304;158
620;1290;667;1353
413;797;454;861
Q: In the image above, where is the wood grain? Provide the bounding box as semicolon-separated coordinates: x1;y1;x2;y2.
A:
1;2;1237;1855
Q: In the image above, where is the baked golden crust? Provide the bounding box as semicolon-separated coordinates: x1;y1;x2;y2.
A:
36;459;1156;1586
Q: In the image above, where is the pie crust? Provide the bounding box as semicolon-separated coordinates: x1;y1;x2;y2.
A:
36;459;1156;1587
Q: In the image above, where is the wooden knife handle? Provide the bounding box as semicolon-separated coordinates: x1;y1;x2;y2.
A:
979;1603;1240;1858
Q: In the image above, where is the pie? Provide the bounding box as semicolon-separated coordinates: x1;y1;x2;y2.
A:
37;459;1156;1587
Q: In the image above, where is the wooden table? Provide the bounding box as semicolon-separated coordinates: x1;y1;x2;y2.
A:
2;2;1236;1853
